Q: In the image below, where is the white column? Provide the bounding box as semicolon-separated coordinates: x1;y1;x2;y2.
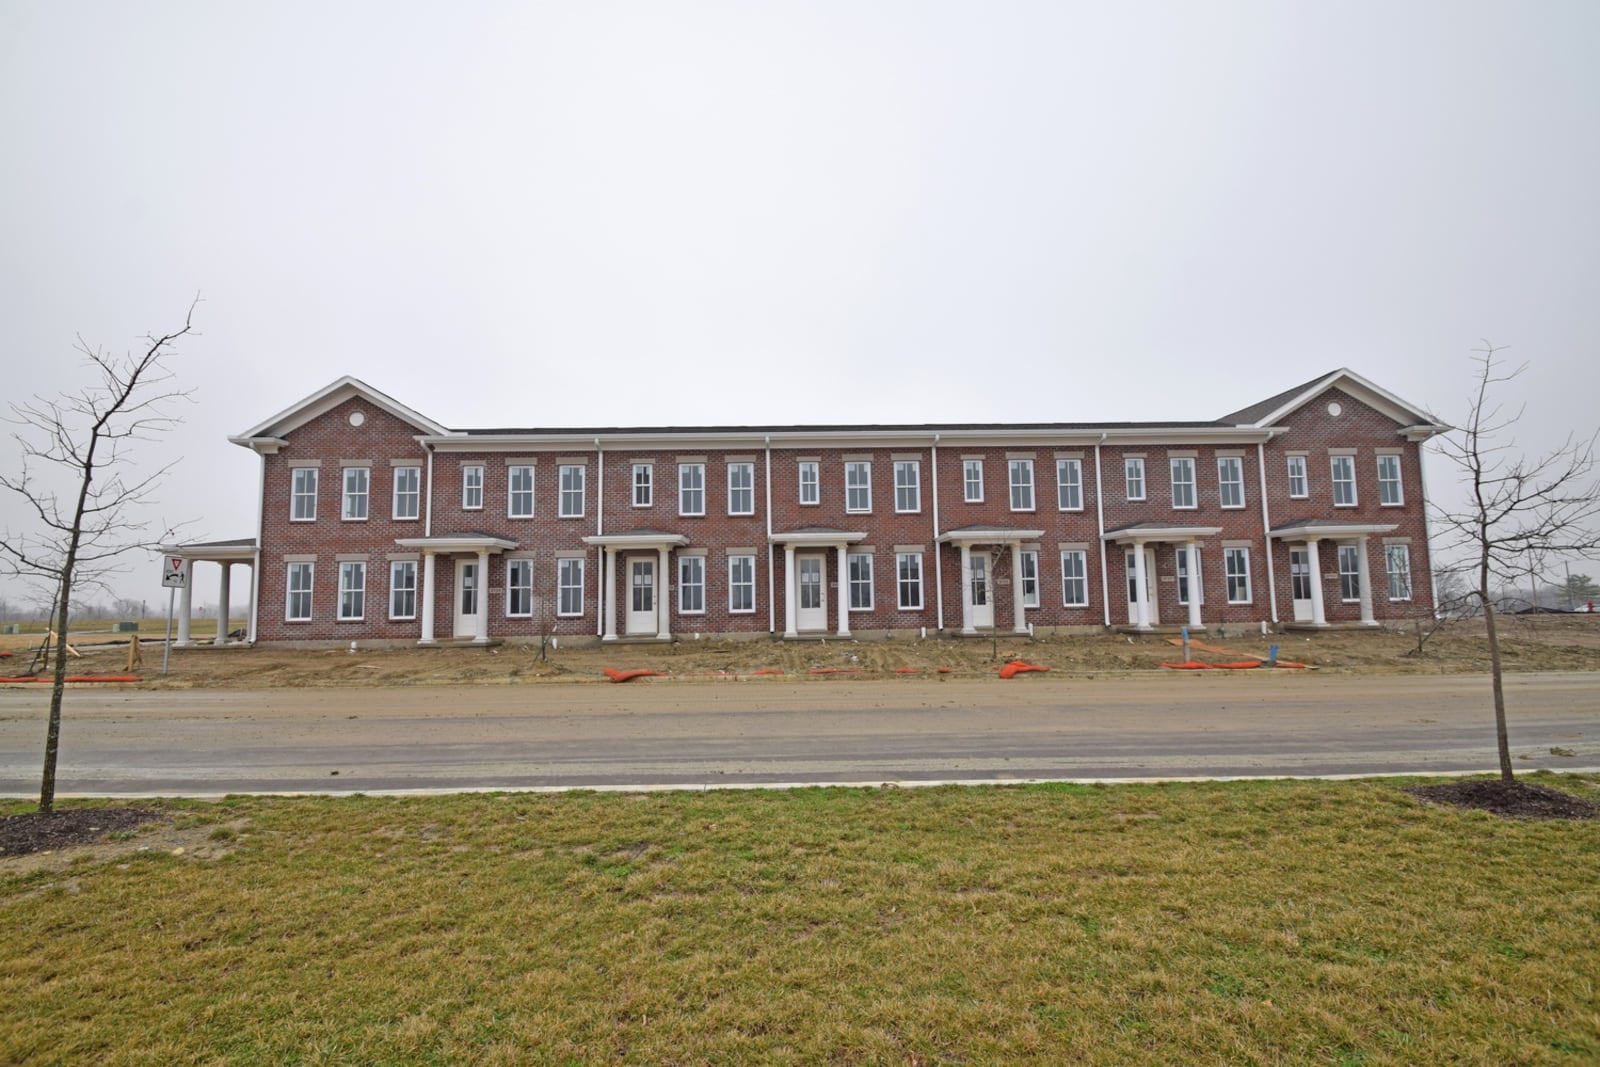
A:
473;549;490;644
1186;541;1203;631
1010;542;1027;634
835;544;851;637
177;564;193;646
959;543;975;635
1132;543;1151;629
214;563;231;645
1305;539;1327;626
1356;536;1376;625
602;547;618;641
783;544;798;638
245;563;257;644
656;546;671;640
419;552;437;645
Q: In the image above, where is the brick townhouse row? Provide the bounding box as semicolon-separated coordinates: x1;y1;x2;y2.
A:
163;369;1446;647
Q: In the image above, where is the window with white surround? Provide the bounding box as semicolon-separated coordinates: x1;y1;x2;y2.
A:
728;555;755;613
963;459;984;503
798;462;819;505
342;467;369;521
1338;544;1361;601
291;468;318;521
508;465;534;517
848;553;874;610
1125;457;1146;501
338;561;366;620
894;461;921;513
632;464;652;507
507;559;533;617
1330;455;1357;506
845;462;871;513
462;465;484;510
392;466;421;520
286;562;313;621
1287;455;1308;499
1378;454;1403;506
1060;550;1088;607
1170;457;1196;509
679;463;705;516
678;555;705;614
559;465;585;518
1020;550;1040;608
1217;456;1244;509
727;462;755;515
896;553;923;610
1009;459;1035;511
1176;548;1204;605
1385;544;1412;600
1224;547;1251;603
1056;459;1082;511
389;561;417;620
558;558;584;616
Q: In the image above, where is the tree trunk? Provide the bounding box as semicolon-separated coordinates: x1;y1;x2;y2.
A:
40;576;74;813
1480;551;1514;781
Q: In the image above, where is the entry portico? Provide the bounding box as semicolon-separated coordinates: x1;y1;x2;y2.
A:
1102;522;1223;632
770;527;866;638
394;534;517;645
583;530;688;642
1268;520;1396;628
938;525;1045;636
158;538;260;646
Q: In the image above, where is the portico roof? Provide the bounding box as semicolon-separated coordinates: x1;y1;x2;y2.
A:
1269;519;1398;540
938;525;1046;543
394;533;518;553
769;526;867;545
159;538;259;562
583;529;689;549
1102;521;1224;543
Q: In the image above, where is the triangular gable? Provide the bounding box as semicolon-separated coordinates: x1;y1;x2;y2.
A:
230;376;452;442
1224;368;1442;430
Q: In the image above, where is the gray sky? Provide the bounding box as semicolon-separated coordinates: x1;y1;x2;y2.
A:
3;1;1598;608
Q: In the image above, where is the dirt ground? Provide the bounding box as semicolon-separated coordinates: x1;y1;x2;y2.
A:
1;613;1596;688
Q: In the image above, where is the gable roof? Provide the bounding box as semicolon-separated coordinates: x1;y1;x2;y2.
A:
1220;367;1446;432
229;376;451;445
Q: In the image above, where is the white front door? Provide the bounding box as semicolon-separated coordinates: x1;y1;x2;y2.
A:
796;554;827;632
1290;548;1315;622
454;558;481;638
626;557;657;636
970;552;994;629
1125;548;1159;625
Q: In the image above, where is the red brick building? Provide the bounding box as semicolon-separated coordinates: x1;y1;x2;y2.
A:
166;369;1446;646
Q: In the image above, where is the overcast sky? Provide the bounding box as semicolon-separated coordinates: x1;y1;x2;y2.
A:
3;1;1597;609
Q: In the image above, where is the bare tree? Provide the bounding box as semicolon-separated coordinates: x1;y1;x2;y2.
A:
0;304;197;812
1431;343;1600;780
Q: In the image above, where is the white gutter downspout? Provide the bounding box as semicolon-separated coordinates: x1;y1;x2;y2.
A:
422;441;434;537
1094;434;1111;627
595;437;604;638
764;436;776;634
1415;431;1438;615
931;433;943;632
249;447;266;644
1257;439;1278;624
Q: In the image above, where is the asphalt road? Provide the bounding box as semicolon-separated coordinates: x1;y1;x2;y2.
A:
0;672;1595;796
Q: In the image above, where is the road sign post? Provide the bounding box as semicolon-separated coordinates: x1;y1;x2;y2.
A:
161;556;188;676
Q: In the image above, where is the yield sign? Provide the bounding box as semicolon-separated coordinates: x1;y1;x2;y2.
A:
161;556;190;588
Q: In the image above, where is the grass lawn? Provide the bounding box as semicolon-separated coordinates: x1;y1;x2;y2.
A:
3;777;1598;1065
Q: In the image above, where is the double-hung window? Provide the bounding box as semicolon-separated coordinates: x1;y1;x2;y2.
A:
392;466;421;520
1385;544;1412;600
291;468;318;521
1217;456;1244;509
558;558;584;616
1009;459;1035;511
1056;459;1082;511
845;462;871;513
1338;544;1361;601
678;556;705;614
338;561;366;620
727;462;755;515
679;463;705;516
286;562;313;621
1330;455;1357;506
506;559;533;617
1125;457;1146;501
895;553;923;610
1019;550;1039;608
342;467;369;521
633;464;653;507
894;461;921;513
963;459;984;503
1170;457;1196;509
728;555;755;613
389;560;417;620
1286;455;1308;499
1224;547;1252;603
1176;548;1204;605
798;461;819;505
508;465;534;517
848;553;874;610
1377;454;1403;506
559;464;585;518
1060;550;1088;607
462;465;484;510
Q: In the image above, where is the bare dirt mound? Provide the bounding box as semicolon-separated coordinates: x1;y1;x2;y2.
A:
1407;780;1600;820
0;808;165;856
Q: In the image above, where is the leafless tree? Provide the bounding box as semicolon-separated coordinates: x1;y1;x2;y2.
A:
0;303;197;811
1430;343;1600;780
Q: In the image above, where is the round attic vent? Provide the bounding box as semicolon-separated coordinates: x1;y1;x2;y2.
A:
348;410;367;427
1326;401;1342;417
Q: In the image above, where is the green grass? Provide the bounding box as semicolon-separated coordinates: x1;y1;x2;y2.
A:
3;777;1598;1065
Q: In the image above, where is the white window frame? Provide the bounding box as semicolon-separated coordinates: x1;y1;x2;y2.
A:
894;461;921;514
290;467;318;522
462;465;484;510
508;465;535;518
342;467;369;521
1378;454;1404;506
847;552;874;611
727;462;755;516
727;555;755;614
389;560;417;620
1176;548;1204;606
1170;457;1196;510
895;552;923;610
632;464;653;508
559;464;586;518
678;555;705;614
678;463;705;517
506;558;533;617
1056;459;1082;511
1217;456;1244;510
798;461;820;506
338;561;366;621
1286;455;1308;499
1338;544;1361;602
285;562;314;622
558;558;584;617
963;459;984;503
1009;459;1035;511
1330;455;1357;507
1125;457;1146;501
845;461;872;514
1060;550;1088;607
1020;550;1039;609
392;466;421;520
1385;544;1413;601
1224;547;1252;604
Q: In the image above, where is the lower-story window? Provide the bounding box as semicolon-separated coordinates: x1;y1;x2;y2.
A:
728;555;755;613
286;562;313;621
1019;550;1039;608
558;558;584;616
1176;548;1203;605
390;561;417;620
507;559;533;617
338;561;366;621
1060;550;1087;607
1385;544;1412;601
896;553;923;610
848;553;874;610
1224;547;1251;604
679;555;705;614
1338;545;1361;601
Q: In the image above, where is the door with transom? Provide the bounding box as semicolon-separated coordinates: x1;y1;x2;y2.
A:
969;551;995;629
454;558;481;638
1124;547;1159;625
626;557;657;636
796;554;827;632
1289;548;1315;622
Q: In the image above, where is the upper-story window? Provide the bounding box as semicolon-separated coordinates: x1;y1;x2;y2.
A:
633;464;652;507
1286;455;1308;499
1377;454;1404;506
798;461;819;505
845;461;871;513
1217;456;1245;510
1056;459;1082;511
392;466;421;520
508;465;534;517
1330;455;1357;507
728;462;755;515
291;467;318;521
1009;459;1035;511
679;463;705;516
342;467;369;521
894;461;921;513
963;459;984;503
559;464;585;518
462;465;484;510
1170;457;1196;509
1125;457;1146;501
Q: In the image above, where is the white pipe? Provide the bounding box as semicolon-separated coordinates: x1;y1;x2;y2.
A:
249;448;265;643
931;433;943;631
764;436;776;634
423;440;434;537
1094;435;1111;626
1257;440;1278;623
595;437;604;637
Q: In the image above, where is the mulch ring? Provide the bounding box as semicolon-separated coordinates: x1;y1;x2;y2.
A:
0;807;166;857
1407;779;1600;821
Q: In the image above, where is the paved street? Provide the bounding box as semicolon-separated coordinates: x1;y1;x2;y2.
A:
0;672;1595;796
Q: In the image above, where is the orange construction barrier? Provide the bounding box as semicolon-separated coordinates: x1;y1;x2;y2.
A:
2;674;142;683
808;667;864;675
603;668;665;683
752;668;785;676
998;660;1049;679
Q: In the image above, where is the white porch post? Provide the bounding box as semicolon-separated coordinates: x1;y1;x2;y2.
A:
835;544;851;637
656;546;671;640
602;547;618;641
1185;541;1203;631
419;552;437;645
1305;539;1328;626
1356;536;1376;625
245;562;257;644
1010;541;1027;634
783;544;798;638
473;549;490;644
1132;542;1151;630
214;563;231;645
959;543;975;635
176;563;194;646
